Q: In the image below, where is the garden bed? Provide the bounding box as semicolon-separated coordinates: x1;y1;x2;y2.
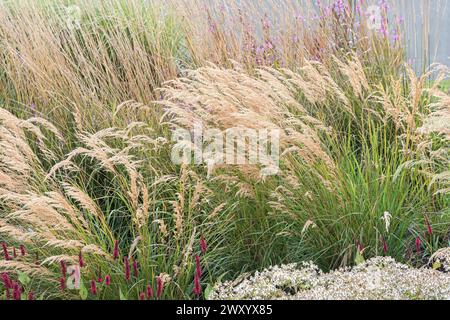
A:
209;255;450;300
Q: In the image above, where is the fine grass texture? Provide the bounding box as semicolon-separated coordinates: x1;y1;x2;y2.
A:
0;0;449;300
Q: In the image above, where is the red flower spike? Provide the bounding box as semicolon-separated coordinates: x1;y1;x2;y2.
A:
28;291;34;300
133;258;139;278
90;280;97;295
2;242;11;261
195;255;202;278
124;257;131;282
105;275;111;286
156;277;164;298
78;251;84;268
382;239;388;255
113;240;119;260
425;217;433;236
13;247;17;258
19;245;26;256
415;236;421;254
60;277;66;291
193;274;202;297
139;292;146;300
200;235;207;255
60;261;67;278
146;285;153;299
13;282;21;300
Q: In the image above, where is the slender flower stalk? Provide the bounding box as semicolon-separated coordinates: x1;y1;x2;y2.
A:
60;261;67;278
19;245;26;256
193;274;202;297
113;240;119;260
200;236;207;255
156;277;164;298
13;282;21;300
124;257;131;282
60;277;66;291
90;280;97;295
133;258;139;278
415;236;421;254
425;217;433;236
78;251;85;268
195;255;202;278
2;242;11;261
146;285;153;299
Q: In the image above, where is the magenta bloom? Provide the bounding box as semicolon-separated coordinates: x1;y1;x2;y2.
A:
90;280;97;295
28;291;34;301
60;277;66;291
415;236;421;254
156;277;164;298
78;251;84;268
382;239;388;255
113;240;119;260
2;242;11;261
124;257;131;282
425;217;433;236
193;274;202;297
19;245;26;256
60;261;67;278
105;275;111;286
146;285;153;299
13;247;17;258
133;259;139;278
200;236;207;255
12;282;21;300
97;277;103;283
195;255;202;278
139;292;146;300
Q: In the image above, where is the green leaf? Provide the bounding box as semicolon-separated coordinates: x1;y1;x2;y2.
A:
355;251;365;265
204;283;213;300
432;261;442;270
79;281;88;300
119;288;127;300
18;271;30;286
21;293;27;300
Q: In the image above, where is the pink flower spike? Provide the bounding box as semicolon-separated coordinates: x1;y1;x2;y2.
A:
193;274;202;297
19;245;26;256
124;257;131;282
60;277;66;291
156;277;164;298
13;282;21;300
90;280;97;295
113;240;119;260
146;285;153;299
78;251;84;268
60;261;67;278
195;255;202;278
382;239;388;255
200;236;207;255
2;242;11;261
28;291;34;301
105;275;111;286
139;292;146;300
13;247;17;258
425;217;433;236
415;236;421;254
133;259;139;278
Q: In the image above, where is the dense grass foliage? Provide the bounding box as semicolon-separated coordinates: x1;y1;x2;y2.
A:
0;0;449;300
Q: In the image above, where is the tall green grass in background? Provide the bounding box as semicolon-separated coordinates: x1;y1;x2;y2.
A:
0;0;449;300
